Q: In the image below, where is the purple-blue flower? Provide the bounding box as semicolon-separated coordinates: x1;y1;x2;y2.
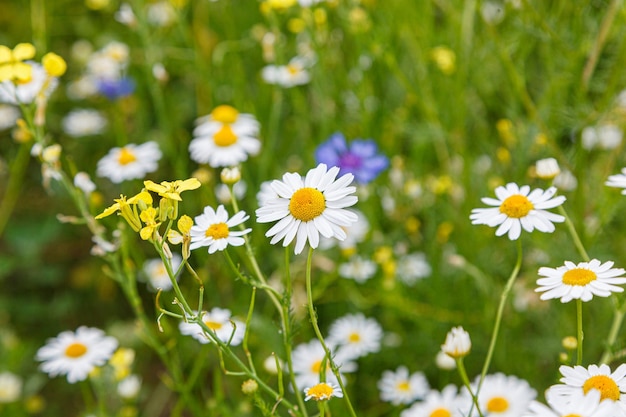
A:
97;77;135;100
315;133;389;184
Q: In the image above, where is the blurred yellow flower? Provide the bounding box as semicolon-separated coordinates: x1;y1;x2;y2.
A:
288;18;306;33
0;43;36;82
42;52;67;77
430;46;456;75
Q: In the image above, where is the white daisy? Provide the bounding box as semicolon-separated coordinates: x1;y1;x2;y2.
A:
73;172;96;195
0;62;58;105
339;256;377;283
35;326;119;383
117;374;141;399
470;183;566;240
96;141;162;183
179;308;245;346
548;364;626;411
401;385;470;417
441;326;471;359
62;109;108;137
396;252;432;285
377;366;429;405
291;339;357;390
304;382;343;401
255;163;358;255
326;313;383;360
525;388;619;417
0;371;22;403
319;208;370;250
606;168;626;195
582;124;623;150
261;57;311;88
471;373;536;417
189;205;251;254
536;259;626;303
142;254;182;291
0;104;19;130
188;105;261;168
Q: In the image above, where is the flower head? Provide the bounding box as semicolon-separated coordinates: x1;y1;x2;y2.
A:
0;43;36;82
35;326;118;384
0;62;58;105
179;308;245;346
527;389;619;417
256;163;358;254
401;385;469;417
96;141;162;183
470;183;566;240
315;132;389;184
377;366;429;405
189;205;251;254
441;326;471;359
304;382;343;401
471;373;536;417
62;109;108;137
261;57;311;87
291;339;357;390
548;364;626;412
144;178;201;201
326;313;383;360
0;371;22;403
536;259;626;303
95;191;153;231
188;105;261;168
606;168;626;195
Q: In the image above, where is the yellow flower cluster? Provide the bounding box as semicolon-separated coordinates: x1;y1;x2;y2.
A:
0;43;66;83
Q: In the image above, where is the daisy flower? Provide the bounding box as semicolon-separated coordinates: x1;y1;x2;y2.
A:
525;389;619;417
401;385;470;417
304;382;343;401
255;163;358;255
326;313;383;360
35;326;119;384
441;326;471;359
62;109;108;137
338;256;377;283
606;168;626;194
582;124;622;150
396;252;432;285
291;339;357;390
179;308;246;346
315;132;389;184
318;208;370;250
377;366;429;405
0;371;22;403
547;364;626;411
0;104;19;130
189;205;251;254
536;259;626;303
261;56;311;88
471;373;536;417
142;254;182;291
188;104;261;168
96;141;162;183
469;183;566;240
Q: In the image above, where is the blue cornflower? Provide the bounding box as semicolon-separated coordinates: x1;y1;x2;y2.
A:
315;132;389;184
97;77;135;100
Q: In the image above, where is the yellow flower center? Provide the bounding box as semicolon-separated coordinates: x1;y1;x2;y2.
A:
287;64;300;75
348;332;361;343
499;194;533;218
430;408;452;417
204;320;223;331
65;342;88;358
562;415;582;417
205;223;229;239
306;383;333;400
118;147;137;165
583;375;620;401
562;268;597;286
310;360;322;374
289;188;326;222
213;125;238;147
396;381;410;392
486;396;509;413
211;105;239;124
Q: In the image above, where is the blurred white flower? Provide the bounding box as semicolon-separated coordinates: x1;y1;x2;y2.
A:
339;256;377;283
262;57;311;88
396;252;431;285
535;158;560;180
147;1;176;27
582;124;623;150
0;371;22;403
117;375;141;399
143;254;182;291
74;172;96;195
62;109;107;137
0;63;58;105
0;105;19;130
378;366;429;405
96;141;162;183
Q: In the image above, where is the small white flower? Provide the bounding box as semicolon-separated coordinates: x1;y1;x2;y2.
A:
0;105;19;130
261;57;311;88
291;339;356;390
471;373;536;417
481;1;505;25
188;105;260;168
535;158;560;180
74;172;96;195
35;326;119;383
146;1;176;27
96;141;162;183
435;350;457;370
582;124;623;150
179;308;245;346
554;169;578;191
304;382;343;401
62;109;108;137
339;256;377;283
189;205;251;254
396;252;432;285
377;366;429;405
326;313;383;360
117;375;141;399
470;182;566;240
401;385;469;417
115;3;137;27
215;181;246;204
606;168;626;195
441;326;471;359
142;254;182;291
536;259;626;303
0;371;22;403
255;163;358;254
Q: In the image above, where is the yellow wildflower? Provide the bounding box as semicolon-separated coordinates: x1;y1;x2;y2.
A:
42;52;67;77
144;178;200;201
95;191;153;232
0;43;36;82
139;207;161;240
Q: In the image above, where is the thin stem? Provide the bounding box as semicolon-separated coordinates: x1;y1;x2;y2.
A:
304;248;357;417
0;141;31;237
600;299;626;364
558;206;590;262
456;358;484;417
475;240;523;399
576;299;584;365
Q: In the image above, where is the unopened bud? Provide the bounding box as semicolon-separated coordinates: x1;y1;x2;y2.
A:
241;379;258;395
220;166;241;184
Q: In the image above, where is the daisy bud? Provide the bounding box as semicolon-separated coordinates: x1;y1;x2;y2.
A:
435;350;457;370
536;157;560;180
241;379;258;395
220;166;241;184
562;336;577;350
441;326;471;359
42;144;62;163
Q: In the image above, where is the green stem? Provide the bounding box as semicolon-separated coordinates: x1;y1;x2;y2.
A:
304;248;357;417
0;141;31;237
600;299;626;364
475;240;523;398
558;206;590;262
576;299;584;365
456;358;484;417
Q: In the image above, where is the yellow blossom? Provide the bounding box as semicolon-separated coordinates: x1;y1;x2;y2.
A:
42;52;67;77
95;191;153;232
110;348;135;380
430;46;456;75
144;178;201;201
0;43;36;82
139;207;162;240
